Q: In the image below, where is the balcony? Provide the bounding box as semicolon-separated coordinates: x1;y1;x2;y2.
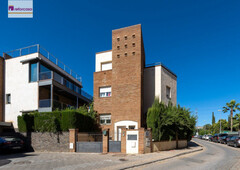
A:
39;99;75;110
5;44;82;83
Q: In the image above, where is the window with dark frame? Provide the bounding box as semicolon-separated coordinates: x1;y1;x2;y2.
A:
166;86;171;99
132;43;135;47
124;36;127;40
117;37;120;41
6;94;11;104
125;44;127;48
100;114;111;125
125;53;127;57
117;46;120;50
132;52;135;56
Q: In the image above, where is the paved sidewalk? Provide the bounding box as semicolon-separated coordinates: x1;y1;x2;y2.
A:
0;145;202;170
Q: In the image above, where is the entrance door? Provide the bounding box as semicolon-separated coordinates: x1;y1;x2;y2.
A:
117;126;125;141
126;131;139;154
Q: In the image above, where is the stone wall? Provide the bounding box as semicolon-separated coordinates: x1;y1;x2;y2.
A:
153;140;187;152
2;132;70;152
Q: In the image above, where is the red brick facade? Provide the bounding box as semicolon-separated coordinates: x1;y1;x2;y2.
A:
94;24;145;139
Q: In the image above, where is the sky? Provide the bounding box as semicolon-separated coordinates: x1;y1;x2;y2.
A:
0;0;240;126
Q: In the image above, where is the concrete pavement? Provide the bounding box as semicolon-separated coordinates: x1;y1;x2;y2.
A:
0;141;202;170
136;138;240;170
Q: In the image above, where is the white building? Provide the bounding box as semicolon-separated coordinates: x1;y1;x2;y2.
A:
1;44;92;128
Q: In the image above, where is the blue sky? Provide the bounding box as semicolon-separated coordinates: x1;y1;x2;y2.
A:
1;0;240;126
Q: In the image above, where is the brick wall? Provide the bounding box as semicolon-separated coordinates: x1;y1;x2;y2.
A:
94;25;147;140
111;24;145;137
0;56;4;122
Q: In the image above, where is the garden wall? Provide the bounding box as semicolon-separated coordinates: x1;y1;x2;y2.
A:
152;140;187;152
1;132;70;152
22;132;69;152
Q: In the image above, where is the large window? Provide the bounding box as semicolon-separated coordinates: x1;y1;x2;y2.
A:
30;63;38;82
101;62;112;71
39;64;52;80
99;86;111;97
100;114;111;125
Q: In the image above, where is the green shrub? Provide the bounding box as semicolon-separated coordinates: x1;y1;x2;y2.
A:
17;114;34;132
17;108;100;132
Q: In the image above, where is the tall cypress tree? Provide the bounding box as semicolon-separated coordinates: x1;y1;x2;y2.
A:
212;112;215;125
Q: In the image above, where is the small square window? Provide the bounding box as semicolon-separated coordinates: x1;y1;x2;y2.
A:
117;54;120;58
100;114;111;125
132;43;135;47
117;46;120;50
132;52;135;56
6;94;11;104
124;36;127;40
117;37;120;41
125;44;127;48
132;34;135;38
125;53;127;57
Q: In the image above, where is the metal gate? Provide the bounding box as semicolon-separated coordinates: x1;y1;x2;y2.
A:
76;142;102;153
76;133;102;153
109;141;121;152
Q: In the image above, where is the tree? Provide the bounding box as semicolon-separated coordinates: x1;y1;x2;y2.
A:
212;112;215;125
232;113;240;131
222;100;240;132
147;99;196;148
212;119;228;134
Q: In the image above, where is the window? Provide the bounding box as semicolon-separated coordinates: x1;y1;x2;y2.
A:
117;46;120;50
6;94;11;104
132;52;135;56
99;86;111;97
117;37;120;41
132;43;135;47
100;114;111;125
132;34;135;38
125;36;127;40
129;125;135;129
30;63;38;82
125;44;127;48
166;86;171;99
101;62;112;71
39;64;52;80
117;54;120;58
125;53;127;57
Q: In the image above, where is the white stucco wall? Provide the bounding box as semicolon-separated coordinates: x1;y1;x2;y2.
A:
5;53;39;128
143;65;177;114
95;51;112;72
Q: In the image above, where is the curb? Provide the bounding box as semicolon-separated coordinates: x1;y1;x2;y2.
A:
118;147;203;170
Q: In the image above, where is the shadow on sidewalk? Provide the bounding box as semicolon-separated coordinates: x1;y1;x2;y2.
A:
188;140;200;147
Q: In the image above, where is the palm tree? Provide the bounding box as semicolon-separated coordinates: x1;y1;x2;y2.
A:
222;100;240;132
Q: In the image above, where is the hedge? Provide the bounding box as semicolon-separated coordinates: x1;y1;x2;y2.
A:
17;109;100;133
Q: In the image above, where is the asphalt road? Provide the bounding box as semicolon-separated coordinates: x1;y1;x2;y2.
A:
135;138;240;170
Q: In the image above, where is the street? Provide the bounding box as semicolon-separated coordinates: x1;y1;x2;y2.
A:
136;138;240;170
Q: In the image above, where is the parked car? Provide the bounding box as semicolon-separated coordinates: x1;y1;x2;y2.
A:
0;136;25;152
226;135;238;144
219;135;228;144
205;135;210;140
212;133;228;143
198;135;203;139
208;135;213;141
227;136;240;148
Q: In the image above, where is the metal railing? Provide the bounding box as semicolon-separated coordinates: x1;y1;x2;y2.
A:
5;44;82;83
81;90;93;101
39;99;75;110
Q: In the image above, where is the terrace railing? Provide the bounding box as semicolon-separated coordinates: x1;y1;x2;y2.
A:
5;44;82;83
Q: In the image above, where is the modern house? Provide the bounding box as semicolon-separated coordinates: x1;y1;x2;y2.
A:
0;45;92;129
94;24;177;141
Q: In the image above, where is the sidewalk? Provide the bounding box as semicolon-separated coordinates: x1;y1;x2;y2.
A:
103;145;203;170
0;144;203;170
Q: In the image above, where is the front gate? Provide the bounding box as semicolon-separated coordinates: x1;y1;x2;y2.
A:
76;133;102;153
109;141;121;152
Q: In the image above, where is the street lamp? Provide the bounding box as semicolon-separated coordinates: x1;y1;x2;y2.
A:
218;110;222;133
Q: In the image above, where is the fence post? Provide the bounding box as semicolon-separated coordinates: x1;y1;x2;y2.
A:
147;128;153;153
102;129;109;153
69;129;78;152
121;128;127;153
